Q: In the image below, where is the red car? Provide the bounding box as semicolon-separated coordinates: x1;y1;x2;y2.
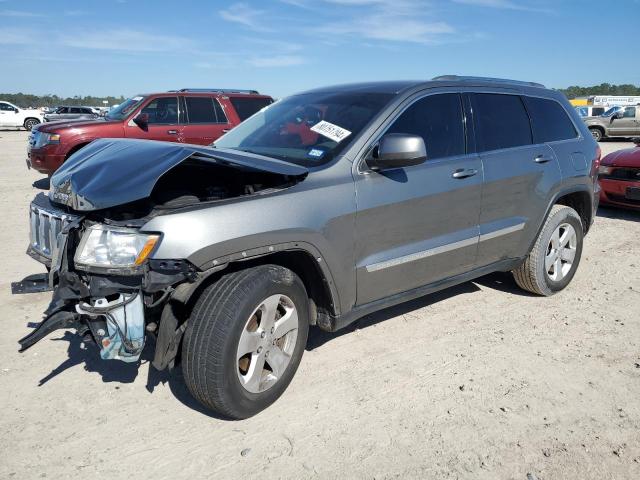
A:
598;138;640;209
27;89;273;175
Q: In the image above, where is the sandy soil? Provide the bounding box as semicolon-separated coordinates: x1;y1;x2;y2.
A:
0;130;638;479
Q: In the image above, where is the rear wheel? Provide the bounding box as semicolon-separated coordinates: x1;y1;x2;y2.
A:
24;118;40;131
182;265;309;419
589;127;603;142
512;205;583;296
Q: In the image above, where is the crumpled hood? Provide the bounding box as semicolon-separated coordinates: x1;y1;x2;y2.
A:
50;138;308;211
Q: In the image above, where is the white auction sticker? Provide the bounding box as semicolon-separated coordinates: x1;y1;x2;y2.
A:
310;121;352;143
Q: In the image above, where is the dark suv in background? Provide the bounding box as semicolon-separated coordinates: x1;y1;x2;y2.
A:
27;88;273;175
16;76;599;419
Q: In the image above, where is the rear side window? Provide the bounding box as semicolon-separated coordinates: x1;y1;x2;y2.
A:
185;97;216;123
472;93;532;152
386;93;465;160
230;97;273;121
523;96;577;143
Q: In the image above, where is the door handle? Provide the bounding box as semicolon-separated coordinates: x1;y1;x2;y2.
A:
452;168;478;179
167;129;178;134
534;155;552;164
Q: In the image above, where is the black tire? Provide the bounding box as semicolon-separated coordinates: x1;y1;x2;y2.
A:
589;127;603;142
512;205;583;296
182;265;309;419
23;118;40;131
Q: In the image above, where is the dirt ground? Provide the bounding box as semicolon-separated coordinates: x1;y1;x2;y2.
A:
0;130;638;480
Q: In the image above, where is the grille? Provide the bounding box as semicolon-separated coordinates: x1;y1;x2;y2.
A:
601;167;640;181
29;195;80;262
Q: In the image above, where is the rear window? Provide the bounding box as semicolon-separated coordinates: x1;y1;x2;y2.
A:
523;96;577;143
230;97;273;121
472;93;532;152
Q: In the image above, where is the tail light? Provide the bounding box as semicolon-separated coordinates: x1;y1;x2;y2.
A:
591;145;601;177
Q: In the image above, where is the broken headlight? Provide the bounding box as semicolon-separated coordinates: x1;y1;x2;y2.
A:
74;224;159;273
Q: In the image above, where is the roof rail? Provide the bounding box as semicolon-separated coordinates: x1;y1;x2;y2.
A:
170;88;260;94
431;75;545;89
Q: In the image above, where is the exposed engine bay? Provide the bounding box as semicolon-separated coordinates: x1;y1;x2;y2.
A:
14;138;308;367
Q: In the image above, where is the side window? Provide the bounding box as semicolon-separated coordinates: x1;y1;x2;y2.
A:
185;97;217;123
0;102;14;111
385;93;465;160
140;97;178;124
229;97;273;121
592;107;605;116
70;107;82;114
523;96;578;143
623;107;636;118
472;93;532;151
58;107;69;114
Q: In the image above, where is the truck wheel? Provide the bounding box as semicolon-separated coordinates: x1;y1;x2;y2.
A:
589;127;603;142
512;205;583;296
182;265;309;419
24;118;40;131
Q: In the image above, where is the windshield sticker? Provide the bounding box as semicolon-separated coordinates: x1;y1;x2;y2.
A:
307;148;326;159
310;121;352;143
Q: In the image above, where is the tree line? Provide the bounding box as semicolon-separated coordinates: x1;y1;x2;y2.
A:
558;83;640;99
0;93;127;108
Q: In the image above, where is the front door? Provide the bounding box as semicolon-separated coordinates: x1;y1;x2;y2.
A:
609;106;638;136
125;95;184;143
0;102;16;126
354;92;482;305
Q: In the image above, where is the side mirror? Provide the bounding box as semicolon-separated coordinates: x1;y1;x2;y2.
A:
14;107;19;113
133;113;149;129
366;133;427;171
613;111;624;119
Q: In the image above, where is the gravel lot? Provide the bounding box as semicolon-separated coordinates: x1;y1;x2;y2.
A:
0;130;638;479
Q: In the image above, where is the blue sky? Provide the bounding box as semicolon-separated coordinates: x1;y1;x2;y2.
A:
0;0;638;98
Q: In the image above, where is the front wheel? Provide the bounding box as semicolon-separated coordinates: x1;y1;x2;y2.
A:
23;118;40;131
182;265;309;419
512;205;584;296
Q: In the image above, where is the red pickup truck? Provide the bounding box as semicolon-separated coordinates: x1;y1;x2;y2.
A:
27;89;273;175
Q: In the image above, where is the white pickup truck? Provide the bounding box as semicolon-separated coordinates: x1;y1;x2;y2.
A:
0;101;43;131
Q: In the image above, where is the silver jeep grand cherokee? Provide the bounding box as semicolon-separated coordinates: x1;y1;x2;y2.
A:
15;76;600;418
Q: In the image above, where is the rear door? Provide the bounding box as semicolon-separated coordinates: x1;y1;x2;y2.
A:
125;95;184;142
354;92;482;305
181;96;231;145
471;92;562;266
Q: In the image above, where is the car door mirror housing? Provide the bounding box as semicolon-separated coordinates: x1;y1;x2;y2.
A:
366;133;427;171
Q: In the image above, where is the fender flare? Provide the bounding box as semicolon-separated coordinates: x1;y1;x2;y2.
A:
524;184;594;256
192;240;343;316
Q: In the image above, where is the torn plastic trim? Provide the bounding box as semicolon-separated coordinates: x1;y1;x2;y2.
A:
50;139;309;211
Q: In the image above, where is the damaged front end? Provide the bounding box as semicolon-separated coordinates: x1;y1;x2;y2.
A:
16;192;197;364
14;138;307;367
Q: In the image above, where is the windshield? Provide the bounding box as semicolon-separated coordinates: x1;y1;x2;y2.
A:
105;96;146;121
214;92;395;167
